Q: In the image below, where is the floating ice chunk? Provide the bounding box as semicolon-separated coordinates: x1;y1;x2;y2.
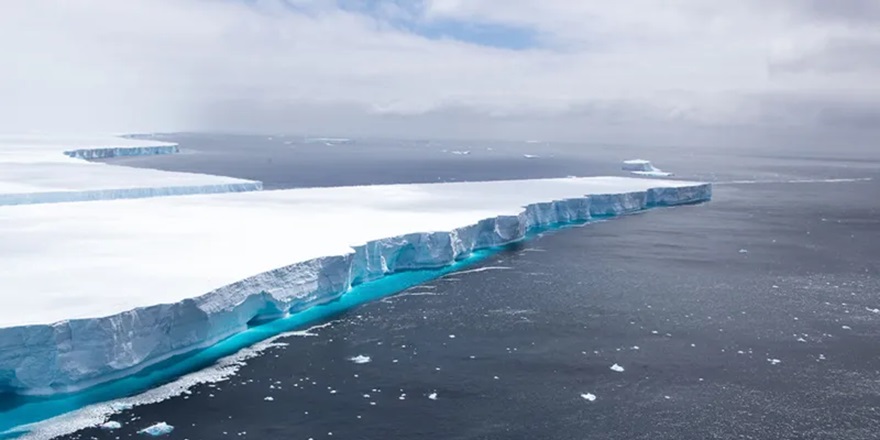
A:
428;392;438;400
610;364;625;373
622;159;672;177
449;335;456;339
842;325;852;330
580;393;597;402
867;307;880;314
138;422;174;436
350;355;371;364
264;396;274;401
767;359;782;365
523;154;539;159
739;249;749;254
99;421;122;430
450;150;471;155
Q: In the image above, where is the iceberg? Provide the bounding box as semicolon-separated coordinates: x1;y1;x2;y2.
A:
622;159;673;177
0;135;262;205
0;176;710;397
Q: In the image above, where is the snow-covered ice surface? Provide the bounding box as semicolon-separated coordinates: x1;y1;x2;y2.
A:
0;175;709;396
0;135;262;205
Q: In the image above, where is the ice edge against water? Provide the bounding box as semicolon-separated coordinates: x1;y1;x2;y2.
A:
0;182;711;397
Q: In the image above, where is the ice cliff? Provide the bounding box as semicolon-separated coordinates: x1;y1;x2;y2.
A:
0;183;710;395
63;145;179;159
0;182;264;206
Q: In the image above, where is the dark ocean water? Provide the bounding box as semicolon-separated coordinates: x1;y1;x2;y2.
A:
54;135;880;439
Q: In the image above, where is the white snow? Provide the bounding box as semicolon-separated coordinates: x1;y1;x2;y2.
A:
0;175;709;395
137;422;174;436
622;159;673;177
0;135;261;205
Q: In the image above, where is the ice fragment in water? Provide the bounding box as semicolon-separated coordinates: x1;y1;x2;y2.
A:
610;364;625;373
138;422;174;436
350;355;371;364
99;421;122;430
581;393;597;402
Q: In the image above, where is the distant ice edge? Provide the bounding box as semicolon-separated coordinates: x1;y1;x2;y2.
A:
63;145;180;160
0;182;265;206
0;183;711;395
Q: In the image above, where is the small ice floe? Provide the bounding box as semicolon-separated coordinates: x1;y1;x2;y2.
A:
797;337;807;343
99;421;122;430
842;325;852;330
631;346;640;350
866;307;880;314
580;393;597;402
493;376;500;380
610;364;625;373
664;395;671;400
738;249;749;254
523;154;539;159
264;396;275;401
399;394;406;400
450;150;471;155
767;358;782;365
819;354;826;360
449;334;456;339
138;422;174;436
428;392;438;400
349;355;371;364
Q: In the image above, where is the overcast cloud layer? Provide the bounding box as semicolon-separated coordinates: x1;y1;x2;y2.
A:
1;0;877;146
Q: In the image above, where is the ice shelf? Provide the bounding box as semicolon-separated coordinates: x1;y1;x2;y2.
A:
0;135;262;205
0;176;710;395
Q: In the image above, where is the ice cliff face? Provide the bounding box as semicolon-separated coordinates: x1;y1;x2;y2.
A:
0;184;710;395
63;146;179;159
0;182;265;206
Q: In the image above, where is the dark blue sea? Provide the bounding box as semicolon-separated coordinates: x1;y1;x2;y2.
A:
42;135;880;439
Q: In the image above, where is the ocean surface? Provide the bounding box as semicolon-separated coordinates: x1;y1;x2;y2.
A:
30;135;880;439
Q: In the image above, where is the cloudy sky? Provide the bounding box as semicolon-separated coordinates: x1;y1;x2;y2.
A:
1;1;878;145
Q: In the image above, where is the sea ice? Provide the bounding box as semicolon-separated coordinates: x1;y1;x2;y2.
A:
428;392;438;400
610;364;625;372
581;393;597;402
137;422;174;436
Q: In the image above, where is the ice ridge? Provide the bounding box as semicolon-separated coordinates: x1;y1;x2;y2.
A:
0;183;710;396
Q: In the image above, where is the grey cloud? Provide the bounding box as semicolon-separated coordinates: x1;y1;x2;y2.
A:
772;38;880;74
788;0;880;25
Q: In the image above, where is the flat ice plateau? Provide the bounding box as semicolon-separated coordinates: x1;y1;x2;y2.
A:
0;135;261;205
0;175;710;395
